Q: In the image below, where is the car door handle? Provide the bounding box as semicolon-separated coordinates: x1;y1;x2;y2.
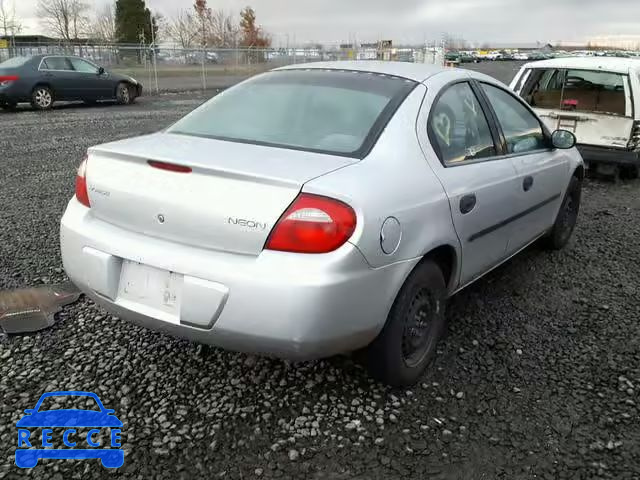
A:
459;194;477;214
523;176;534;192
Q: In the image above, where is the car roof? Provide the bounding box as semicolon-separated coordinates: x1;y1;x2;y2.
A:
522;56;640;73
276;61;449;82
37;390;98;399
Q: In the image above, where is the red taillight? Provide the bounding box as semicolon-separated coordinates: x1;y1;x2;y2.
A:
0;75;19;86
148;160;192;173
75;157;90;208
265;193;357;254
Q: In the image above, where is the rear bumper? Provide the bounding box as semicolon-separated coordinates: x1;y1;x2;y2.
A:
0;82;30;104
577;144;640;166
60;199;415;360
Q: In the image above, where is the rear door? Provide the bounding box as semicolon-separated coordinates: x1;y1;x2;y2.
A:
478;81;569;251
418;79;521;286
39;57;76;100
517;67;634;149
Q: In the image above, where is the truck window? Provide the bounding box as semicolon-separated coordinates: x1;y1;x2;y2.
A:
562;70;626;116
523;69;564;108
523;68;627;116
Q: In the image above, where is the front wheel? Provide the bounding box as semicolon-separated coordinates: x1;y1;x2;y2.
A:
543;176;582;250
365;260;447;387
31;86;54;110
115;82;132;105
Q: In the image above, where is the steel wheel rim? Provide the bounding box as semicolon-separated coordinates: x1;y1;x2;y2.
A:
560;190;578;238
120;86;129;103
401;288;438;368
35;89;51;108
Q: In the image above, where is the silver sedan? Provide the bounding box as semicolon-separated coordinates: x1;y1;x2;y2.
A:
60;62;583;386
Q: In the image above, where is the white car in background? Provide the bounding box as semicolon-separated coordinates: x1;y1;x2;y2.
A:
511;57;640;178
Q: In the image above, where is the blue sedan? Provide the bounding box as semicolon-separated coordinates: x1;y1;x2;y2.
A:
0;55;142;111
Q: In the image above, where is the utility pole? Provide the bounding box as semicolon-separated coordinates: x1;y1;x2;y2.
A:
150;14;159;94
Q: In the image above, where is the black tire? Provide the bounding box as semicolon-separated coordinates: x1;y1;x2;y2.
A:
116;82;132;105
365;260;447;387
31;85;54;110
620;165;639;180
0;101;17;111
543;176;582;250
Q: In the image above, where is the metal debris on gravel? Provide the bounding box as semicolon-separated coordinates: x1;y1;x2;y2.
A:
0;282;80;334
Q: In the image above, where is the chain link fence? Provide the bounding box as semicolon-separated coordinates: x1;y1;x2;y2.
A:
1;42;445;93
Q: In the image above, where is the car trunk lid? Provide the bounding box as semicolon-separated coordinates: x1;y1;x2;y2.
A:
85;133;356;255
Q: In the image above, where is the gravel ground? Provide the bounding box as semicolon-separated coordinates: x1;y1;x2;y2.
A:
1;78;639;479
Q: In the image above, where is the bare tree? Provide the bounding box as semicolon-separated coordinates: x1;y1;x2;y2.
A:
91;2;116;42
208;10;238;48
38;0;89;41
0;0;22;38
165;9;198;49
193;0;211;48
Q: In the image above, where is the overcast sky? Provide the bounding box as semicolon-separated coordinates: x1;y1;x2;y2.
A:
12;0;640;46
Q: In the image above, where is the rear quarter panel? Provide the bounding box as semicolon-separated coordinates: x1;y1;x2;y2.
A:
302;84;460;272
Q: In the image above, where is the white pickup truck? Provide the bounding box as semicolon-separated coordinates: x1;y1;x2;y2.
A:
511;56;640;179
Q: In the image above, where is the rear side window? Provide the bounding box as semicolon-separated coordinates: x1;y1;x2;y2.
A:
481;83;546;154
523;68;627;116
168;70;417;158
428;82;496;165
41;57;72;71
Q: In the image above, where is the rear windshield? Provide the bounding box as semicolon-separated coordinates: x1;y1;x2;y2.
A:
168;70;417;157
0;56;31;68
524;68;628;116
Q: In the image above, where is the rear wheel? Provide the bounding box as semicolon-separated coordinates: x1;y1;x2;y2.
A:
365;260;447;387
620;165;639;180
543;176;582;250
116;82;132;105
1;101;17;111
31;86;54;110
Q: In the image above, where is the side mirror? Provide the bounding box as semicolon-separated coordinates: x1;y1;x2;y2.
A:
24;409;35;415
105;409;115;414
551;129;577;149
98;66;105;75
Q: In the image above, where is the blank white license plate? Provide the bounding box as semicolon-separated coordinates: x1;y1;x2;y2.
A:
117;261;183;324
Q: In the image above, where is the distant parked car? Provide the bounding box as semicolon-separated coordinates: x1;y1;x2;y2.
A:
513;53;530;61
511;57;640;178
185;51;220;65
61;61;583;386
0;55;142;111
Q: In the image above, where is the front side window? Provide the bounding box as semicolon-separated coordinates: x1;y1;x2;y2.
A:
69;58;99;74
41;57;72;71
482;83;546;154
168;70;417;157
428;82;496;165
